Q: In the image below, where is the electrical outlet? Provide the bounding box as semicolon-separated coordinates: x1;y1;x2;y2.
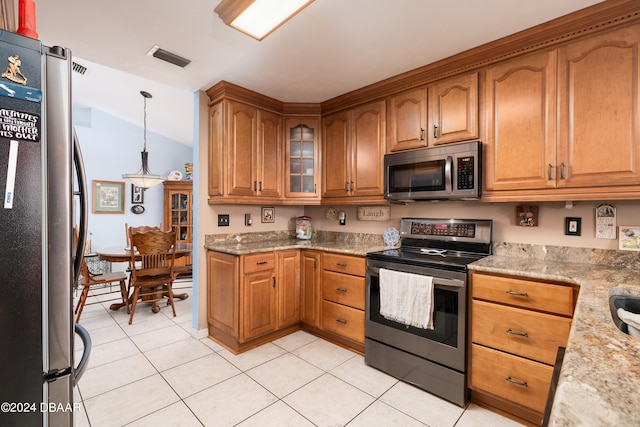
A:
218;214;230;227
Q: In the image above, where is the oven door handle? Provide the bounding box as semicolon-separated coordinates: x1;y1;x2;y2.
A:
367;265;464;288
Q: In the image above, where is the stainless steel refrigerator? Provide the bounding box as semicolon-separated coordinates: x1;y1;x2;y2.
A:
0;30;91;426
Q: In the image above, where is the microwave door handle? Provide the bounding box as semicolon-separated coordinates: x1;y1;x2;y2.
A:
445;156;453;193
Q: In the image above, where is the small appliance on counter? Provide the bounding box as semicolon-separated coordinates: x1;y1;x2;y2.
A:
296;215;312;239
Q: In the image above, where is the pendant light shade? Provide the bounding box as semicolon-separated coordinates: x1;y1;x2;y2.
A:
122;91;165;189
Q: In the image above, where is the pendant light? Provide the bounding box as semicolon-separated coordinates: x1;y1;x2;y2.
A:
122;91;165;189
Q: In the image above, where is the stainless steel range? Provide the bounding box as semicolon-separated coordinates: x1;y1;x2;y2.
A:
365;218;492;406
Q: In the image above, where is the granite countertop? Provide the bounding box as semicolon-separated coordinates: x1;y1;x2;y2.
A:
469;256;640;426
205;237;387;257
204;231;389;257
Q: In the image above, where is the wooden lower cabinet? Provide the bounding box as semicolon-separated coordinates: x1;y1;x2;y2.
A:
317;253;366;352
468;272;577;425
207;250;300;353
300;250;322;327
208;249;366;354
471;344;554;414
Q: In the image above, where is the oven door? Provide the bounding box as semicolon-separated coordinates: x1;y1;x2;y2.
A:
365;259;468;372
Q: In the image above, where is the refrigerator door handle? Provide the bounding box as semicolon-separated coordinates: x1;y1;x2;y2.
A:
73;129;88;283
73;324;91;384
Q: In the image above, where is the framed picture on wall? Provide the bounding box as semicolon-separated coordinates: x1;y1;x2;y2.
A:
619;226;640;251
131;184;144;204
92;180;124;214
262;207;275;223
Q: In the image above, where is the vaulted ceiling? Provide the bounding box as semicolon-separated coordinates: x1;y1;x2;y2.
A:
36;0;603;146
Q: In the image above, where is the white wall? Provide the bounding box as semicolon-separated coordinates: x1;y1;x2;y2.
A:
73;107;192;251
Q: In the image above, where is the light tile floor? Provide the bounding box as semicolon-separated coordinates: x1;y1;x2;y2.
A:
73;280;524;427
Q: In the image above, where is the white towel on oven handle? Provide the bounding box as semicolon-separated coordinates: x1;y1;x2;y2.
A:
379;268;434;330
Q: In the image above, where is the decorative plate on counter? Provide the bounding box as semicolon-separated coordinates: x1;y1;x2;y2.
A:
167;170;183;180
383;227;400;246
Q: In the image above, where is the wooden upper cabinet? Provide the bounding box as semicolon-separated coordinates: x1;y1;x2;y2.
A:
228;101;257;197
208;102;224;197
428;72;478;145
484;23;640;200
208;98;283;203
257;109;283;198
284;118;320;202
388;88;427;152
483;49;557;191
351;101;386;197
557;24;640;188
322;100;386;202
322;111;350;198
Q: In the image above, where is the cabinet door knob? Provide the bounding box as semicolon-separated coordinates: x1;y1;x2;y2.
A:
335;318;347;325
420;127;425;141
256;261;268;265
547;164;553;180
345;182;349;192
336;287;348;293
560;163;566;180
433;124;438;139
336;263;347;268
506;376;528;387
253;181;257;191
273;277;276;288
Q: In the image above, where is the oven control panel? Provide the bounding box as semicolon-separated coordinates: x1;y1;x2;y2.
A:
400;218;492;244
410;221;475;237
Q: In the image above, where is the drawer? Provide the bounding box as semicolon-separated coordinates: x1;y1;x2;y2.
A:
471;300;571;365
470;344;553;414
322;271;365;310
242;252;276;274
471;273;575;316
322;300;364;344
323;253;365;277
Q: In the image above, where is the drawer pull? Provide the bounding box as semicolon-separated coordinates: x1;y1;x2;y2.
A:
506;290;529;297
336;263;347;267
256;261;268;265
506;329;529;337
506;376;528;387
336;287;348;293
335;318;347;325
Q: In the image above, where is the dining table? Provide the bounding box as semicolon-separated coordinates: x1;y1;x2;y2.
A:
95;243;192;313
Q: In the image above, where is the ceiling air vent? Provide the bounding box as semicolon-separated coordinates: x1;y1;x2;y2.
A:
72;61;87;75
146;45;191;68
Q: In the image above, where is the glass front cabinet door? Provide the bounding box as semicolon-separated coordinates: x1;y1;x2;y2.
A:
163;180;193;266
285;118;320;202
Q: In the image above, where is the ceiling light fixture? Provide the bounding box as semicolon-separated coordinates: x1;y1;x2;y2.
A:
214;0;314;41
122;91;165;189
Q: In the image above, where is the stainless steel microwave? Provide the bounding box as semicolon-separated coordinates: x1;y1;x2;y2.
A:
384;141;481;201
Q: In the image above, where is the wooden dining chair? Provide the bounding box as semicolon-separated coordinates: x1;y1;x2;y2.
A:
74;229;129;323
125;223;162;290
127;229;178;324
